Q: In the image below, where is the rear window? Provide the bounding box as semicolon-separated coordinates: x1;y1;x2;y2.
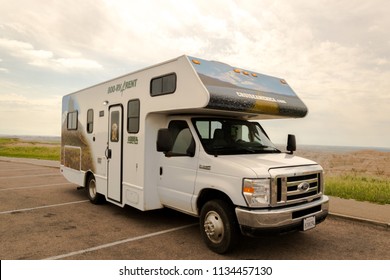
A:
67;111;78;130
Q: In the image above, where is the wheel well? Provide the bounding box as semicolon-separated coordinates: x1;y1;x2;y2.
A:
196;189;234;215
84;171;95;188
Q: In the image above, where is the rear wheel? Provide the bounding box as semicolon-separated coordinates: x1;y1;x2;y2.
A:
86;174;105;204
200;199;239;254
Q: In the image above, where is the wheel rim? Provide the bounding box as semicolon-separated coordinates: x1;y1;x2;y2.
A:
203;210;224;244
88;178;97;199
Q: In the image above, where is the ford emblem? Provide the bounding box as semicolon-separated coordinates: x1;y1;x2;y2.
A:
298;182;310;192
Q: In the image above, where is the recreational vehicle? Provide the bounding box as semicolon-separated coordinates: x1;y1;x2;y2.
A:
61;55;329;253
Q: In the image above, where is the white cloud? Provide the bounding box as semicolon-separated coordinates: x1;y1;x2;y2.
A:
0;0;389;146
0;38;32;51
0;93;61;136
0;58;8;73
0;37;102;71
53;58;103;70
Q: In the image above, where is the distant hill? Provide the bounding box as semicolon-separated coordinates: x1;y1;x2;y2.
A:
0;135;60;143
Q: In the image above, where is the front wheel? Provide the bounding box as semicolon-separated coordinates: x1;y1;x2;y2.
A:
199;199;239;254
86;174;105;204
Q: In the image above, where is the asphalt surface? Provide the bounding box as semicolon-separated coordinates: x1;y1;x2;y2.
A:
1;157;389;260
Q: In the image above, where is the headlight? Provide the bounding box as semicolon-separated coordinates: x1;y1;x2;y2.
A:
243;178;271;207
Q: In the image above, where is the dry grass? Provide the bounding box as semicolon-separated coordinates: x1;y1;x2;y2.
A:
296;148;390;204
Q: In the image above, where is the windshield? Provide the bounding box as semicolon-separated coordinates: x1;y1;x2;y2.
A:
192;118;280;155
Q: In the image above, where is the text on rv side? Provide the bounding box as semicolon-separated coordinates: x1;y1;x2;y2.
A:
107;79;138;94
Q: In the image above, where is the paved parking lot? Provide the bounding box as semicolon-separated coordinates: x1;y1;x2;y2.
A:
0;160;202;260
1;159;389;260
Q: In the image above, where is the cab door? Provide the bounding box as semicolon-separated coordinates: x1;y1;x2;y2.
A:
158;120;198;213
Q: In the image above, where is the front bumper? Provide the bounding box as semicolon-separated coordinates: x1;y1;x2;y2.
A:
235;195;329;236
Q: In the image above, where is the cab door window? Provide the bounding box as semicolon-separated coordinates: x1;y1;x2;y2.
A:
168;121;195;157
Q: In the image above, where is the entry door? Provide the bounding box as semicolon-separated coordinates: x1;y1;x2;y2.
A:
107;105;123;203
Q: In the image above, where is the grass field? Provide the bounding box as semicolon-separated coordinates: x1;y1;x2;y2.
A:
325;174;390;205
0;137;60;161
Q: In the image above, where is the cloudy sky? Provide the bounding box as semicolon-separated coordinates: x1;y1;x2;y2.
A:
1;0;389;148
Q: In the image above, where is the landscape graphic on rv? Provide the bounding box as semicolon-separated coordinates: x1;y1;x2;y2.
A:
188;56;308;118
61;95;96;173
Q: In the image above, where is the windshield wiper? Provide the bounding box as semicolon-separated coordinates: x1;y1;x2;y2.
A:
210;146;281;155
242;146;281;154
262;146;281;153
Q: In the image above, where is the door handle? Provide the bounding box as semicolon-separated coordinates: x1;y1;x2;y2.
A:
105;148;112;159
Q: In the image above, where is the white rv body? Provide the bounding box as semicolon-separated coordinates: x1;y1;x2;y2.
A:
61;55;328;253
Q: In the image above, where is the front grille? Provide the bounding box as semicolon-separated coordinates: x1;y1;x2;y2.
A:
270;167;323;206
286;173;320;201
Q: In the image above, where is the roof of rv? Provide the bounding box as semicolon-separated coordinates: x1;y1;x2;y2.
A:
186;56;308;118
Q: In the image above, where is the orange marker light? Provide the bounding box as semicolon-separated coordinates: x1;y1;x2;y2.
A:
243;186;254;193
192;59;200;65
234;69;241;73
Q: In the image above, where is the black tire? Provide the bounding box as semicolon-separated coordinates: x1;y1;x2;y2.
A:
86;174;105;204
199;199;239;254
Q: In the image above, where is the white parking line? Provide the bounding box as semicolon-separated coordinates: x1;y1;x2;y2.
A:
44;223;198;260
0;182;75;191
0;173;60;179
0;200;89;215
0;167;50;172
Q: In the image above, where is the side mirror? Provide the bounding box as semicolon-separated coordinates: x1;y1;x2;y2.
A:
156;129;173;153
287;134;296;154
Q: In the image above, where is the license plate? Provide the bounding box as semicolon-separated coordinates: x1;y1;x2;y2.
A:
303;216;316;231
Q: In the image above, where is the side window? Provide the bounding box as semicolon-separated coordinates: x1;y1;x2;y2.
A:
150;73;176;96
67;111;78;130
240;125;250;142
110;111;120;142
86;109;93;133
127;99;140;133
168;121;195;157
